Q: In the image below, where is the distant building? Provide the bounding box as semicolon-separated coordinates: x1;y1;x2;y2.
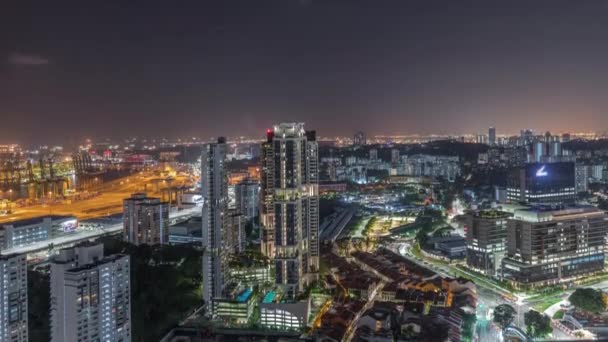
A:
369;148;378;162
391;149;400;164
260;123;319;298
353;131;366;147
0;253;27;342
506;162;576;205
489;127;496;146
123;193;169;245
50;244;131;342
202;137;229;305
575;164;589;193
502;206;607;287
464;210;511;276
234;180;259;221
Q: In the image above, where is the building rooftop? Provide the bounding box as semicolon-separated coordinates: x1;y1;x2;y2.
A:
513;205;605;222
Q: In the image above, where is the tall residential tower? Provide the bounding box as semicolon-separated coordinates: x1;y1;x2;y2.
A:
260;123;319;297
201;137;229;305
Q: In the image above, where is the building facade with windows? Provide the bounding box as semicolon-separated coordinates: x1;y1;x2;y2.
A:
50;244;130;342
123;193;169;245
0;253;27;342
502;206;608;286
260;123;319;298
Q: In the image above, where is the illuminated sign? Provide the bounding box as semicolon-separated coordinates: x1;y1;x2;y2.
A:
536;165;548;177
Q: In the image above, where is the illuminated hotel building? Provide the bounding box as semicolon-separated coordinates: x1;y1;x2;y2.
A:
0;253;27;342
506;162;576;205
502;206;608;286
50;244;130;342
260;123;319;297
201;137;229;305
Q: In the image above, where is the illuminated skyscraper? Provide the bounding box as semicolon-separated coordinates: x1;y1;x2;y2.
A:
0;253;27;342
260;123;319;297
201;137;229;304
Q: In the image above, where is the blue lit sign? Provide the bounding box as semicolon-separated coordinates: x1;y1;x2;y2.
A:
536;165;548;177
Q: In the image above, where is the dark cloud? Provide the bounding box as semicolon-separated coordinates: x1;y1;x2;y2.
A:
8;53;50;66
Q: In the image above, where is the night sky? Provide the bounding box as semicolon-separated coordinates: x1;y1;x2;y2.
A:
2;0;608;144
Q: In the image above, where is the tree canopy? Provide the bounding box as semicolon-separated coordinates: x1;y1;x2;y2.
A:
493;304;516;329
569;288;606;314
524;310;552;338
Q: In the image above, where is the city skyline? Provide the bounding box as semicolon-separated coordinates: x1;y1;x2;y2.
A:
3;0;608;144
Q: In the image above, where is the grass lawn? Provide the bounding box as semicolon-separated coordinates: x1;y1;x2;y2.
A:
533;296;563;312
553;310;565;320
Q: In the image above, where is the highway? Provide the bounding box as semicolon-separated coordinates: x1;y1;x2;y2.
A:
1;206;201;256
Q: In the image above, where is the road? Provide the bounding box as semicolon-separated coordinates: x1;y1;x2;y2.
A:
343;280;386;342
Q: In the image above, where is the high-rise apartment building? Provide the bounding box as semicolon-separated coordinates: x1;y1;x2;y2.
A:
502;206;608;286
260;136;276;258
0;253;27;342
50;243;130;342
464;210;511;276
123;193;169;245
201;137;229;305
234;179;260;221
260;123;319;297
226;209;246;254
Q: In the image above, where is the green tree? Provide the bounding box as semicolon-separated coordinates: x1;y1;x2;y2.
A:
493;304;516;329
524;310;552;338
28;270;50;342
569;288;605;313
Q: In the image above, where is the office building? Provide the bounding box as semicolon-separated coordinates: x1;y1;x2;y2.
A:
50;244;130;342
506;162;576;205
0;253;27;342
234;179;260;221
260;123;319;298
464;210;511;276
489;127;496;146
123;193;169;245
201;137;229;305
502;206;608;286
353;131;366;147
